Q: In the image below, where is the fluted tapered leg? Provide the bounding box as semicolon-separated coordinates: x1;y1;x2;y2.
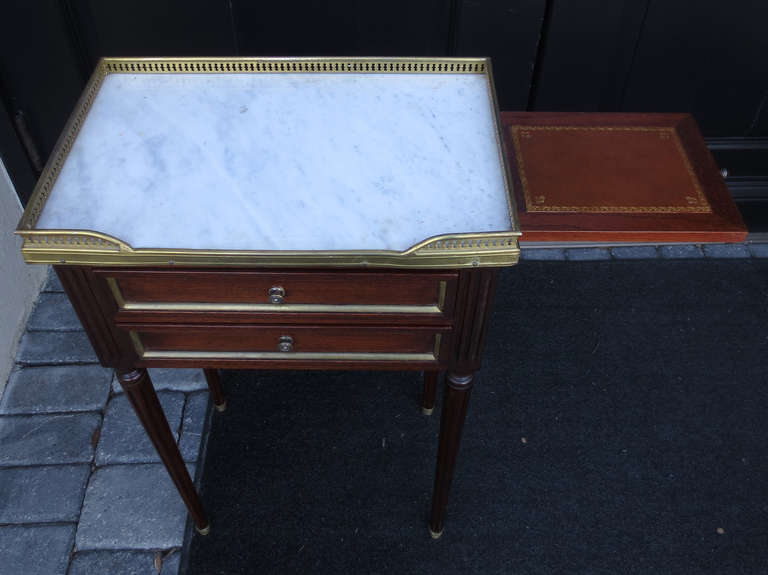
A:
117;368;210;534
429;372;474;538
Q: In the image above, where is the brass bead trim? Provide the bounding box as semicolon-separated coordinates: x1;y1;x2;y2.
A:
106;278;125;308
129;333;441;362
121;301;445;314
140;350;439;362
19;231;520;268
433;334;442;358
437;281;447;310
17;63;107;233
129;332;145;358
108;278;448;314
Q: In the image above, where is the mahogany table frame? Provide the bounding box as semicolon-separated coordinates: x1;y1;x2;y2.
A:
55;264;499;538
18;57;520;539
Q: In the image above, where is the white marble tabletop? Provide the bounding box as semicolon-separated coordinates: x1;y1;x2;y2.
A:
36;72;513;251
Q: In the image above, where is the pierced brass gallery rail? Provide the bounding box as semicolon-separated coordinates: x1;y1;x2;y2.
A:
17;57;520;269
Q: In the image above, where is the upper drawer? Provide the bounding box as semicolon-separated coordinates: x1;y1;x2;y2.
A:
98;269;456;318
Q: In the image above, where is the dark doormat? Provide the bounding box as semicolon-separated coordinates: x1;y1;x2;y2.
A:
183;259;768;575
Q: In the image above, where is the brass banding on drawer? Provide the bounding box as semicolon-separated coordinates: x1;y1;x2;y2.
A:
128;327;443;362
140;350;438;361
106;274;450;315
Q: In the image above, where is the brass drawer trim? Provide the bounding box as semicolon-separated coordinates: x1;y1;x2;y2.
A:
109;278;448;315
140;350;438;361
129;332;441;362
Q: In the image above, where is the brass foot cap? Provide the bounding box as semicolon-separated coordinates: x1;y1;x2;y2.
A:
196;524;211;536
429;526;443;539
214;400;227;413
422;406;434;416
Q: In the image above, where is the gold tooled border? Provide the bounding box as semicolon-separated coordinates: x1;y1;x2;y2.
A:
510;125;712;214
16;57;520;269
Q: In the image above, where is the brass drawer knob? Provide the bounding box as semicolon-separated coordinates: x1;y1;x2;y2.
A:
278;335;294;352
269;286;285;304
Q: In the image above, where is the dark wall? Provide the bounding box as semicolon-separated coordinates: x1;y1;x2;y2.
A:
533;0;768;136
1;0;766;223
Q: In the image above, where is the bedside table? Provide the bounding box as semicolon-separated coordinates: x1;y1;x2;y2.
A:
17;57;520;539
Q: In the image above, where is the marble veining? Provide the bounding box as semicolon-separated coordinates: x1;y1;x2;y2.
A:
37;72;513;251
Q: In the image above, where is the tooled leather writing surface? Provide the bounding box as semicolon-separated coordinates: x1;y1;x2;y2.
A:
509;126;710;214
502;112;747;243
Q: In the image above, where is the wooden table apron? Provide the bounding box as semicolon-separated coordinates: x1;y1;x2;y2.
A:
55;264;499;537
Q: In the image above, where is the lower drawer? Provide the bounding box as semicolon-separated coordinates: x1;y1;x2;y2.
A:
128;325;447;362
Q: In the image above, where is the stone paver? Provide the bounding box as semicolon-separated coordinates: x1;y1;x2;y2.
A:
26;292;82;332
161;550;181;574
68;549;181;575
16;331;98;366
702;243;752;258
0;413;100;466
96;392;185;466
0;524;75;575
112;368;208;394
0;465;90;523
0;365;112;415
1;276;212;573
76;463;194;550
659;244;705;259
610;246;659;259
520;243;768;260
179;392;210;462
747;242;768;258
520;248;566;261
564;247;612;261
42;266;64;292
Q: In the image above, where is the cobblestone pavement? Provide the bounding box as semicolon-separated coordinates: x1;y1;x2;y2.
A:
520;241;767;261
1;244;766;574
0;269;211;575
